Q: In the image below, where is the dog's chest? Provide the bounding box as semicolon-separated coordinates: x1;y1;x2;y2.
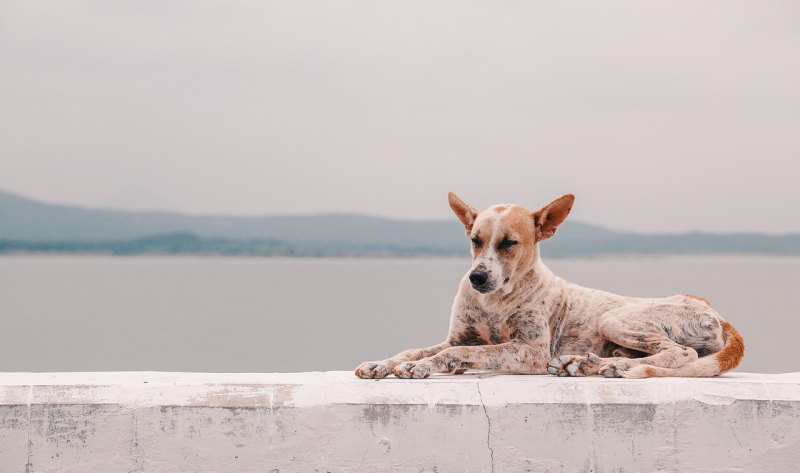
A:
452;310;521;346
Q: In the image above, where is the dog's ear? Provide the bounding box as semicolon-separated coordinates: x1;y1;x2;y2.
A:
532;194;575;240
448;192;478;233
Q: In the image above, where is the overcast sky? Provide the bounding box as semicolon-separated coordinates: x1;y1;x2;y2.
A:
1;1;798;233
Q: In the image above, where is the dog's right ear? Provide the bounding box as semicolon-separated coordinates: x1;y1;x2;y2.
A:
448;192;478;233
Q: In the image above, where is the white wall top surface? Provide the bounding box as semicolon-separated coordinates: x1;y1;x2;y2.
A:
1;371;798;409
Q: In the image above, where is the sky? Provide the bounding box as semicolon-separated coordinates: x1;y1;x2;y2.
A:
1;1;799;233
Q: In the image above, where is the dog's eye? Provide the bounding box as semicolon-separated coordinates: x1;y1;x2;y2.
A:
471;236;482;247
498;238;518;250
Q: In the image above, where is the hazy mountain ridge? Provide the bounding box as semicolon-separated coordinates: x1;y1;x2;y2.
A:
2;189;798;257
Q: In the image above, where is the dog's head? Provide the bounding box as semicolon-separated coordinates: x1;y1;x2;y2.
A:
448;192;574;295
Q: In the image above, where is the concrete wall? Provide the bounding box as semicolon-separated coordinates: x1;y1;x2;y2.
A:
0;371;798;472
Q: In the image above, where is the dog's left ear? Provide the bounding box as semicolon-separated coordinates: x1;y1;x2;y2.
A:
532;194;575;240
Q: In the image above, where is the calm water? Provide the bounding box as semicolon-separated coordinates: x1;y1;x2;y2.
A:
0;255;796;374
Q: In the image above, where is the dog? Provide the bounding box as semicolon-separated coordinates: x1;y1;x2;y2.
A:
354;193;744;379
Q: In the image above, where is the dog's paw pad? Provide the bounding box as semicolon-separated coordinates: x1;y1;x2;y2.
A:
548;355;587;377
547;357;563;375
566;362;579;376
549;353;603;377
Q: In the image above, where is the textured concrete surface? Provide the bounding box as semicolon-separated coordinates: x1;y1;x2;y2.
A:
0;371;798;472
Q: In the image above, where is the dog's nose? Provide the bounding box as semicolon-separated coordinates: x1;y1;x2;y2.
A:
469;271;489;287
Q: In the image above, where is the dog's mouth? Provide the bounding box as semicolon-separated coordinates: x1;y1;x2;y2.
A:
472;277;510;294
472;283;495;294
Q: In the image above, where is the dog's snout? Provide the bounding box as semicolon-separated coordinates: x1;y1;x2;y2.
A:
469;271;489;287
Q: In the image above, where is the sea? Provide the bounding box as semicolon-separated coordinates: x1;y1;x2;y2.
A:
0;255;796;374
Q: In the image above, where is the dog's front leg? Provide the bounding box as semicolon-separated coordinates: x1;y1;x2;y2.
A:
355;341;452;379
393;339;550;379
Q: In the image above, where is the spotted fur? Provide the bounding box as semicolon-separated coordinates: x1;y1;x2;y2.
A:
354;193;745;379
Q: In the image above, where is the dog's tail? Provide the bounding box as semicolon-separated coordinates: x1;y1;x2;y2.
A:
624;321;744;378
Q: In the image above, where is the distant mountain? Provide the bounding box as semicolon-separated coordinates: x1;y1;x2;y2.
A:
1;189;799;257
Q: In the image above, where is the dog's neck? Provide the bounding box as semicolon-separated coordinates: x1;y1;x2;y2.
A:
473;251;562;311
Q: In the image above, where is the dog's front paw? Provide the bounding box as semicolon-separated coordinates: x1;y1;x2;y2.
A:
393;360;434;379
597;360;633;378
547;353;601;377
354;360;395;379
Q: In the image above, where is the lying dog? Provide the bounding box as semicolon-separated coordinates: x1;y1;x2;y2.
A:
355;193;744;379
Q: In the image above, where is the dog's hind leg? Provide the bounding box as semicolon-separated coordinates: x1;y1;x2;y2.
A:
548;302;724;378
547;337;695;378
592;306;709;378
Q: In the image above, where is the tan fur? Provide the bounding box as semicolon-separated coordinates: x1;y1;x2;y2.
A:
533;194;574;240
354;193;744;380
717;322;745;372
448;192;478;233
